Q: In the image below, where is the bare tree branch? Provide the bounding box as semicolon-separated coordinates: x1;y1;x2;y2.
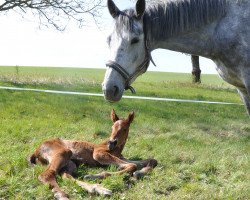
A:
0;0;105;30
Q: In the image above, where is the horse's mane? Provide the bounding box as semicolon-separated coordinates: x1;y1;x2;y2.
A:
115;0;227;40
115;9;142;36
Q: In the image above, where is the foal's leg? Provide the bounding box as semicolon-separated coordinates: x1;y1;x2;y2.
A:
84;151;137;180
62;172;112;196
60;160;112;196
122;158;158;179
38;147;72;200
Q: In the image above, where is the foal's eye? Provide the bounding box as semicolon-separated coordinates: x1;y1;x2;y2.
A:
131;38;139;45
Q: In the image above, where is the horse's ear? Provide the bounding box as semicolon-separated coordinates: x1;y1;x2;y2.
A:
111;109;119;123
107;0;120;18
127;111;135;123
136;0;145;19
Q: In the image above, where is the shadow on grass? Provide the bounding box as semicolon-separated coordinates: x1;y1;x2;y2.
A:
154;185;180;196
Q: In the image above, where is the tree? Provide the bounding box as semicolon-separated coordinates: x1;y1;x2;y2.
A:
0;0;104;30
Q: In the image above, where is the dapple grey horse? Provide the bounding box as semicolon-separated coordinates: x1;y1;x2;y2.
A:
102;0;250;115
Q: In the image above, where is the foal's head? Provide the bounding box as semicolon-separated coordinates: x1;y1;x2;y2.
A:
108;109;134;151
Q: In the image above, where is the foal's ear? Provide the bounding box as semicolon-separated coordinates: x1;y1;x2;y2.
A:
127;111;135;123
107;0;120;18
136;0;145;19
111;109;119;123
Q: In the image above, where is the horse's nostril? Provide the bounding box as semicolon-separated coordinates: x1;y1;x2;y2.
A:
114;86;119;97
102;84;122;102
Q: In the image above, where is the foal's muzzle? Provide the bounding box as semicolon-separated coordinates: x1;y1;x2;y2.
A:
108;139;117;151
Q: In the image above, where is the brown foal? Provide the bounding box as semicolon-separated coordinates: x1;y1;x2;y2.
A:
29;110;157;200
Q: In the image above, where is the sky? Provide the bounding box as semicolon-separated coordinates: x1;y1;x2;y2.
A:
0;1;218;74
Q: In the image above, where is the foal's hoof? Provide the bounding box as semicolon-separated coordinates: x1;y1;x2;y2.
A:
148;159;158;168
133;170;144;179
93;184;112;196
52;189;69;200
77;181;112;196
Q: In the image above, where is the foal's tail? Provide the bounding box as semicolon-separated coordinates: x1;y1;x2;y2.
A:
28;153;37;165
28;149;48;165
28;149;42;165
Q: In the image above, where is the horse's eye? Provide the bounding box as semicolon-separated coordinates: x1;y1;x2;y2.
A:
131;38;139;45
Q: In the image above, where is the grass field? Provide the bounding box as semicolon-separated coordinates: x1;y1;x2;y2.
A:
0;66;249;200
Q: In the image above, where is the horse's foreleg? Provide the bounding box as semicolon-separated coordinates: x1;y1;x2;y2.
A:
191;55;201;83
238;87;250;116
62;172;112;196
122;158;158;179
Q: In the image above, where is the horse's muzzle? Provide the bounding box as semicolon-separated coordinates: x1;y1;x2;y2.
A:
102;83;123;102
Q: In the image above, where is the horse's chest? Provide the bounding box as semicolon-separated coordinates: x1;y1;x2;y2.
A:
215;60;244;88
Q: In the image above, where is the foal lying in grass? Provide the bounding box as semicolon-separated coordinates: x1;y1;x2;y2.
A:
29;110;157;200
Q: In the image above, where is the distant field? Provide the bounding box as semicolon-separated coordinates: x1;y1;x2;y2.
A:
0;66;231;85
0;66;249;200
0;66;238;103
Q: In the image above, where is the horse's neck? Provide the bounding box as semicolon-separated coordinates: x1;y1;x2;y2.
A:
150;22;218;58
144;0;228;58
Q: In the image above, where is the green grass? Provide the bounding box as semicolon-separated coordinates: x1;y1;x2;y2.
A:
0;66;249;200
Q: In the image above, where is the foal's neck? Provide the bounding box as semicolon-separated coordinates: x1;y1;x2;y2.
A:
100;136;128;156
100;140;126;154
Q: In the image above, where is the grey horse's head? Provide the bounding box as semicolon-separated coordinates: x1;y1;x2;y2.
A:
102;0;148;102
